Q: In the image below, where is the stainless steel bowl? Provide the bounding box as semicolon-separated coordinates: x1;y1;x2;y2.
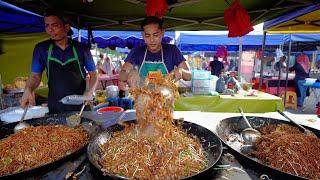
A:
106;85;119;98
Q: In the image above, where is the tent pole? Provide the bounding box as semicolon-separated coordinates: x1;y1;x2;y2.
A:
277;55;281;96
78;29;81;42
258;31;267;90
277;44;284;96
77;16;81;42
238;37;243;81
284;35;292;108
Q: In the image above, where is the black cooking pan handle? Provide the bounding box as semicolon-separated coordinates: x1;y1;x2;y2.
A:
66;156;88;180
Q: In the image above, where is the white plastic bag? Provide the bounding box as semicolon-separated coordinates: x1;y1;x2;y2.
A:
60;95;93;105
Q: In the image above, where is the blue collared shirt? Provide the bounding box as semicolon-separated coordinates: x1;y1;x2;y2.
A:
31;39;96;73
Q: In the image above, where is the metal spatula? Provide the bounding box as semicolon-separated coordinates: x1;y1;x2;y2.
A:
66;103;86;128
14;107;31;133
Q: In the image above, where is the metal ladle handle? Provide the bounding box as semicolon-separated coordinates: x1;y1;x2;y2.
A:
277;110;307;132
78;103;86;116
239;107;252;128
20;106;28;122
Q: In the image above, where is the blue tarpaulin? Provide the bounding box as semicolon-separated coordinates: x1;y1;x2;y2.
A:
0;1;44;33
72;29;175;49
176;33;285;52
283;34;320;42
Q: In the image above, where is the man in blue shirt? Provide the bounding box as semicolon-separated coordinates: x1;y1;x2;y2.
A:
20;10;98;114
208;56;224;77
119;16;191;90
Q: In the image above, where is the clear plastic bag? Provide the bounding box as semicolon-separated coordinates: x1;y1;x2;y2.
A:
59;95;93;105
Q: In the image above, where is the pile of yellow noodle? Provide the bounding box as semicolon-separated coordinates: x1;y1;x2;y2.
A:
99;75;208;179
251;124;320;179
0;125;88;176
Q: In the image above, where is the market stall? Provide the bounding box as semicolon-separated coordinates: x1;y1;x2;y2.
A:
1;1;320;179
262;3;320;113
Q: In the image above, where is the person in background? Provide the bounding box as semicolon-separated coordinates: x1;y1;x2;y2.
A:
201;57;209;71
274;55;287;78
208;56;224;77
289;53;310;107
97;54;115;75
228;58;236;71
20;9;98;114
119;16;191;89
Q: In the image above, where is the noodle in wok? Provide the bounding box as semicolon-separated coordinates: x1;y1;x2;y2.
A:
251;124;320;179
0;125;88;176
99;75;208;179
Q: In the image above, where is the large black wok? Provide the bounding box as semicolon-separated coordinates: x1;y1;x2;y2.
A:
87;120;223;179
0;112;101;179
216;116;320;180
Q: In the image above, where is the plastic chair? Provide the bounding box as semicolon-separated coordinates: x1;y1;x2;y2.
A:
280;91;297;110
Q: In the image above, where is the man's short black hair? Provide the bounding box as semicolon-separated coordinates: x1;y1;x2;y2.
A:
44;9;68;24
141;16;163;30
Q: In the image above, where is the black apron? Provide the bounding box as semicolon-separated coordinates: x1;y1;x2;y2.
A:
47;43;86;114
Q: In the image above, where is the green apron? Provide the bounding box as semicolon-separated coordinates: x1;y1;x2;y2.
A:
47;43;86;114
138;47;169;80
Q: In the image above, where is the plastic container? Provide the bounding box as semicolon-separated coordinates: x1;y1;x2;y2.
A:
192;70;211;80
98;106;124;112
192;87;211;95
305;78;317;85
216;75;225;93
60;95;93;105
211;75;218;92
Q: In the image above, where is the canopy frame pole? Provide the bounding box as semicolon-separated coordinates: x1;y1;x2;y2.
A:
238;36;243;82
277;55;282;96
276;44;285;96
123;0;201;8
78;29;81;42
284;35;292;107
258;31;267;91
77;16;81;42
251;0;285;24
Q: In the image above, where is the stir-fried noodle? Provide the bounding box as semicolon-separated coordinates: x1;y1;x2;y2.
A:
0;125;88;176
251;124;320;179
99;74;208;179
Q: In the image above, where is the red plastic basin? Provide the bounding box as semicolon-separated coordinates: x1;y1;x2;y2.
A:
98;106;124;112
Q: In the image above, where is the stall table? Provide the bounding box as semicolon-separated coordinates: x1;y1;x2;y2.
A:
174;91;284;113
98;74;119;89
253;77;295;95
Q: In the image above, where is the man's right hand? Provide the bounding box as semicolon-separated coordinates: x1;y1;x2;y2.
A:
118;81;129;91
20;89;35;108
127;69;140;88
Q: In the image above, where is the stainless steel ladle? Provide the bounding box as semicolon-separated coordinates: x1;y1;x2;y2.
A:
239;107;261;145
14;106;31;133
